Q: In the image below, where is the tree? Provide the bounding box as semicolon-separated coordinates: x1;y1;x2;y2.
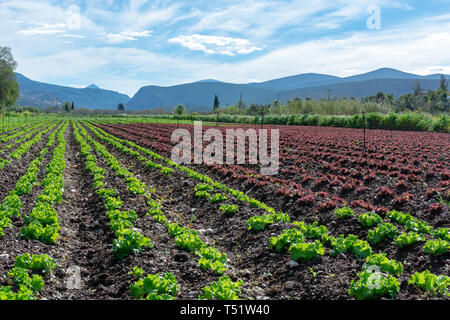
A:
0;47;19;113
213;95;220;111
440;74;448;92
175;104;185;116
71;102;75;111
117;103;125;112
62;102;72;113
413;80;424;96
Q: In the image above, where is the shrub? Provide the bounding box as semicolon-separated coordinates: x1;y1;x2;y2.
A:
199;276;243;300
334;207;354;219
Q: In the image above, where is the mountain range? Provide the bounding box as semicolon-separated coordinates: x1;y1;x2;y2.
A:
15;68;449;112
15;73;130;110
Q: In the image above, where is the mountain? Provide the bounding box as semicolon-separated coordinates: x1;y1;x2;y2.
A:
129;82;275;112
248;73;342;90
284;78;443;100
15;73;130;110
14;68;449;111
127;68;449;111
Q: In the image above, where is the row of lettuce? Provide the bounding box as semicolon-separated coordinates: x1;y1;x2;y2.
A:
88;121;449;299
75;122;243;300
1;122;66;300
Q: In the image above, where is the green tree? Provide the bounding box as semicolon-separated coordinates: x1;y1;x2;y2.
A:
62;102;72;113
413;80;424;96
71;102;75;111
175;104;185;115
0;47;19;114
117;103;125;112
213;95;220;111
440;74;448;92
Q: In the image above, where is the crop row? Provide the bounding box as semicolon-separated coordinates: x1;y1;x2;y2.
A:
0;253;58;300
19;122;68;244
0;123;52;153
0;122;63;237
95;122;449;219
90;121;448;299
78;122;243;299
0;123;57;170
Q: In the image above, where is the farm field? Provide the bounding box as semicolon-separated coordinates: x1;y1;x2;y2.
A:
0;119;448;300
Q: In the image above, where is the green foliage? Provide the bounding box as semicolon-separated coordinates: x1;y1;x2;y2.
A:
125;177;146;195
195;190;210;199
208;193;227;204
198;258;227;275
175;229;204;251
96;188;117;197
432;228;450;242
272;211;290;223
334;207;354;219
394;232;425;248
113;229;152;259
195;246;227;275
219;204;238;215
129;267;146;279
358;212;382;228
20;123;68;244
387;210;432;234
15;253;57;274
348;270;400;300
293;221;329;242
409;270;450;296
0;252;56;300
246;214;274;231
130;272;178;300
104;196;123;211
269;229;305;253
107;210;137;232
0;46;19;109
0;194;21;221
330;234;373;259
199;276;243;300
364;253;403;275
423;239;450;256
195;183;214;192
367;223;398;245
20;220;60;245
289;240;325;262
7;267;44;294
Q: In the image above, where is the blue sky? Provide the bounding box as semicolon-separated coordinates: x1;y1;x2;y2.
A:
1;0;449;96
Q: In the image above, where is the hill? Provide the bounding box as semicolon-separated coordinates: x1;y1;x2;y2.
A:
15;73;130;110
127;68;448;111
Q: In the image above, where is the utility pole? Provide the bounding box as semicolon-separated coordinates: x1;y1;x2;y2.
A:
186;103;189;129
327;89;333;101
363;111;366;154
261;105;267;130
277;93;281;115
238;89;244;109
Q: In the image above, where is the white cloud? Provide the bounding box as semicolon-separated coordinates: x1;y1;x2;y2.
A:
106;30;153;43
189;0;398;39
18;23;66;36
169;34;262;55
198;15;450;83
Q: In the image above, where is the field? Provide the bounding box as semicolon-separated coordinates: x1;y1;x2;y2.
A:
0;119;448;300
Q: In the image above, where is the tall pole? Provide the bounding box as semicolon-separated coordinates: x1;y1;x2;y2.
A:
363;111;366;154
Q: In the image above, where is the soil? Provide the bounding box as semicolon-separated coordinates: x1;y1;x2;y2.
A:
0;122;448;300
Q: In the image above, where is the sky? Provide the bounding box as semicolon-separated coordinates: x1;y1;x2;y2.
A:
1;0;450;96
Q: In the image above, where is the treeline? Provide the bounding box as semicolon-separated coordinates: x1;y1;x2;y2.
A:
173;112;449;133
195;75;449;117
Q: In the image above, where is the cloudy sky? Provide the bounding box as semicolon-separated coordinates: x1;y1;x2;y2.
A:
1;0;450;96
